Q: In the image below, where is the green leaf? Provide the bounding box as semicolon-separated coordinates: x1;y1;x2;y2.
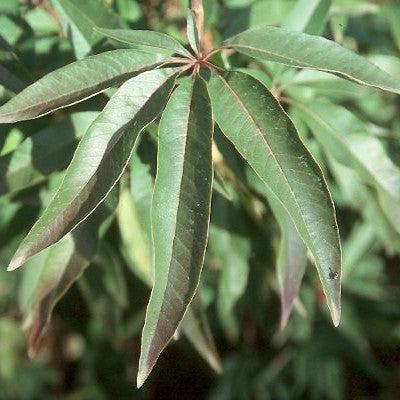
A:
284;0;332;35
295;101;400;212
138;76;213;387
247;170;307;329
95;27;192;58
283;69;372;100
341;222;377;281
213;169;234;201
116;0;142;23
210;193;250;340
0;112;98;196
224;26;400;94
377;192;400;238
0;50;170;123
0;127;23;156
8;68;178;271
208;71;341;326
24;188;118;356
117;180;153;285
328;157;400;255
187;11;200;55
248;0;296;28
51;0;122;59
96;242;128;309
382;4;400;51
0;64;26;94
25;8;59;36
118;161;221;373
181;296;222;374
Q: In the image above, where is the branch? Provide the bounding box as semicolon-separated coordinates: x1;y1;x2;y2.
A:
190;0;204;48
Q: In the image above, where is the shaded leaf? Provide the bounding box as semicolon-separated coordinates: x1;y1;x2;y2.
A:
181;296;222;374
138;76;213;386
295;101;400;222
382;4;400;51
328;157;400;255
25;188;118;355
378;192;400;238
284;0;331;35
8;68;178;271
51;0;122;59
96;242;128;309
118;152;221;373
0;50;169;123
247;170;307;329
117;180;153;285
0;112;98;195
224;26;400;94
210;193;250;340
0;64;26;93
283;69;372;100
208;71;341;325
213;169;234;201
95;27;192;57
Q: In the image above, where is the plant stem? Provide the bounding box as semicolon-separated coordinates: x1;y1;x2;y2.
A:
190;0;204;50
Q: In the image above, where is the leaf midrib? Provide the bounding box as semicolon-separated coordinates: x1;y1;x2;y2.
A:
150;80;195;351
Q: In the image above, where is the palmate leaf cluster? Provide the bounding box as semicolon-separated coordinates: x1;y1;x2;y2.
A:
1;0;400;397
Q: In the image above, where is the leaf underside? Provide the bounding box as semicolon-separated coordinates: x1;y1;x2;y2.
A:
95;27;192;57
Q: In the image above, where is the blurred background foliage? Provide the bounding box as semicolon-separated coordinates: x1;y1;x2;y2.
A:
1;0;400;399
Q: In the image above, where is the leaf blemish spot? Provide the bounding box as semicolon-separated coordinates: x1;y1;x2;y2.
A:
329;268;339;280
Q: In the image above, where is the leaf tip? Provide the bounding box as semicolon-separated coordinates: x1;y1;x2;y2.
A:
7;254;25;271
279;310;290;331
326;288;341;327
136;368;150;389
210;356;223;375
331;306;341;327
327;273;341;327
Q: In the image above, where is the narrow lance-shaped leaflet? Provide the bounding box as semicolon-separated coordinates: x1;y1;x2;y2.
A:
208;71;341;326
118;163;221;373
138;76;213;387
8;68;178;271
224;26;400;94
247;170;307;329
51;0;123;59
0;50;170;123
95;27;192;58
26;188;118;356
